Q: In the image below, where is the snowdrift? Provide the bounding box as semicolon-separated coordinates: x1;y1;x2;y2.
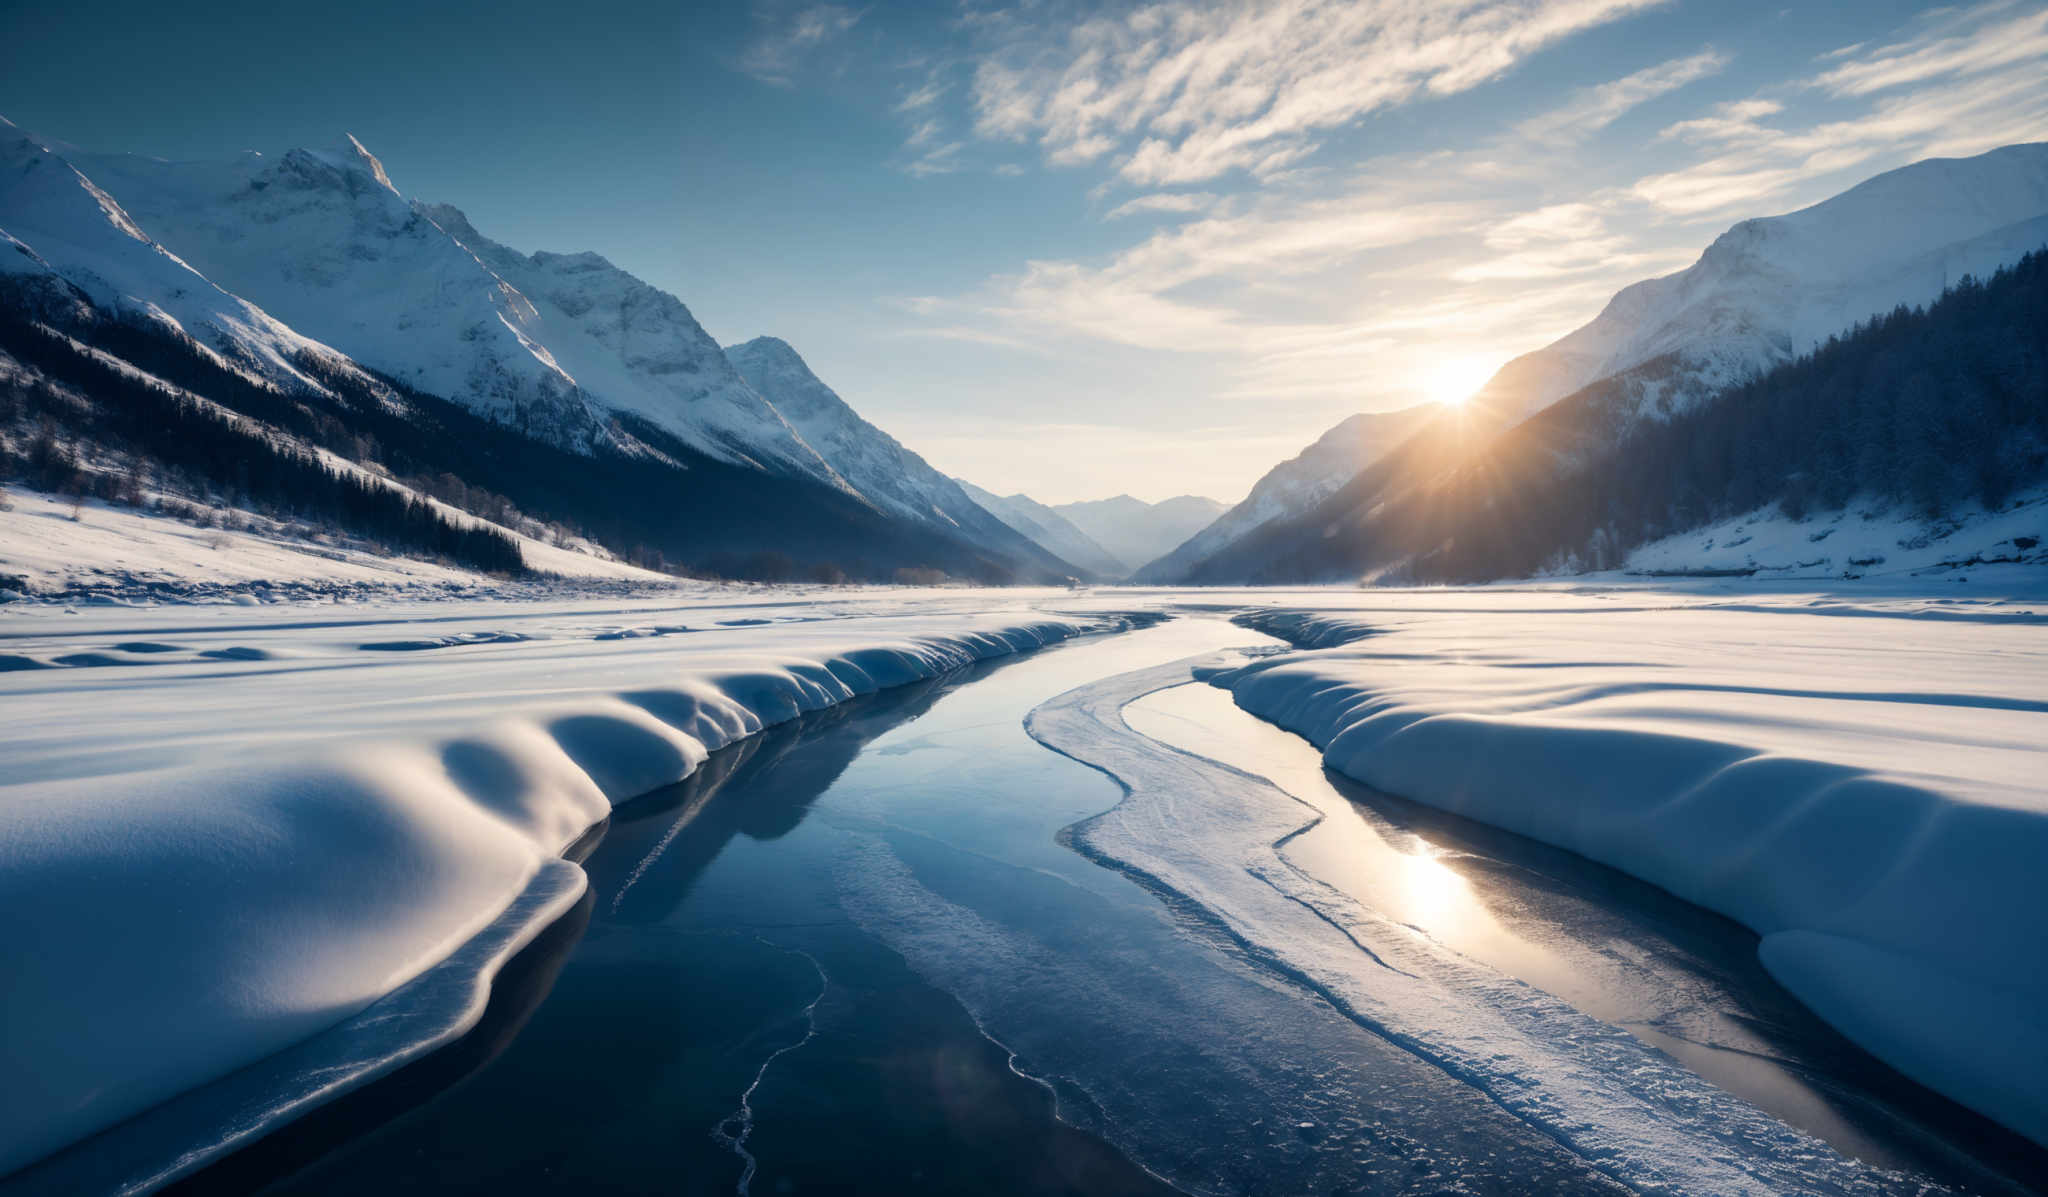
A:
1212;600;2048;1146
0;599;1115;1182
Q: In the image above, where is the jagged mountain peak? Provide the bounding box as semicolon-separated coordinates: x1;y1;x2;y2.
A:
0;120;358;393
274;135;401;200
329;133;396;192
40;133;854;479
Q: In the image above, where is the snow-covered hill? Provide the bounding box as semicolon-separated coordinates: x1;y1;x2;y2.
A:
1137;405;1433;581
954;478;1128;579
1053;494;1226;576
1474;142;2048;427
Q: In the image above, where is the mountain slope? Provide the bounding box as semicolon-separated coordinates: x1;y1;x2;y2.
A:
0;120;1079;585
1164;143;2048;585
0;118;357;395
1135;405;1433;581
954;478;1128;579
59;129;843;484
1053;494;1225;575
1473;142;2048;428
723;336;1088;578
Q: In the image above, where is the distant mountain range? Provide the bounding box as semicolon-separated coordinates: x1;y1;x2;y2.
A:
1151;143;2048;585
956;486;1227;580
1051;494;1226;576
0;118;1084;583
1135;407;1432;582
953;482;1130;579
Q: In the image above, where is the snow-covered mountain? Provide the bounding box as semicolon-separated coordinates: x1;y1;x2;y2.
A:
0;118;357;394
51;127;845;484
1053;494;1226;576
1136;405;1433;581
0;118;1085;584
953;479;1129;580
1156;143;2048;586
723;336;1086;576
1473;142;2048;428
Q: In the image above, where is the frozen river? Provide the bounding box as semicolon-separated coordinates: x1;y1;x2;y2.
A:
160;616;2043;1196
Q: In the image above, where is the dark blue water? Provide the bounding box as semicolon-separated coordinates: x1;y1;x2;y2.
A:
182;653;1170;1196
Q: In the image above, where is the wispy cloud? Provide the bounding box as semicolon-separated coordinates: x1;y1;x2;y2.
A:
896;77;948;112
1103;192;1219;220
1515;47;1728;143
1810;0;2048;98
967;0;1667;185
904;140;968;176
739;3;863;86
1633;2;2048;216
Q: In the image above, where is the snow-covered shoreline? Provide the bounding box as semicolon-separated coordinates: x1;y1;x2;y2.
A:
1209;595;2048;1147
5;580;2043;1188
0;594;1128;1181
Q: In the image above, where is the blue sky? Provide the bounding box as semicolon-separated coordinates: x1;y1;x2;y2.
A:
4;0;2045;502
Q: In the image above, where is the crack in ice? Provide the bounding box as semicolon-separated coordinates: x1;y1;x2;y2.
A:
710;939;827;1197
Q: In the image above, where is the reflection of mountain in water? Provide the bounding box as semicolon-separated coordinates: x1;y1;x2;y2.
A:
592;662;979;926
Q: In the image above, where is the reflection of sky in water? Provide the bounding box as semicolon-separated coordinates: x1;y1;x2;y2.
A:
1125;683;1592;1011
1119;679;2038;1188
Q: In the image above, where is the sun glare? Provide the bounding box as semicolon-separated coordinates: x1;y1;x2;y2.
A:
1427;356;1495;408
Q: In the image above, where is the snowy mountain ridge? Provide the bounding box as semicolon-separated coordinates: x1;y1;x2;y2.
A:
0;119;360;397
722;336;1084;576
43;127;850;486
1476;142;2048;426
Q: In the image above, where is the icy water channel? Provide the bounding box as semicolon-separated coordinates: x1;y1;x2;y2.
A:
179;617;2044;1196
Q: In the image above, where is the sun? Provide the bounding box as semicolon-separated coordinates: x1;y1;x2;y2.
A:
1426;356;1496;408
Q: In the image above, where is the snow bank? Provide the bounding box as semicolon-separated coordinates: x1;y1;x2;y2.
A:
0;597;1113;1180
1210;597;2048;1145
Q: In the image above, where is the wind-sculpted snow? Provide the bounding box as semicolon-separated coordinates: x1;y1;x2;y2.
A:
0;595;1117;1185
1027;660;1937;1195
1215;601;2048;1147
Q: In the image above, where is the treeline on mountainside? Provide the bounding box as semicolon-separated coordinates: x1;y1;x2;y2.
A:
1199;248;2048;585
0;286;1035;584
0;306;527;576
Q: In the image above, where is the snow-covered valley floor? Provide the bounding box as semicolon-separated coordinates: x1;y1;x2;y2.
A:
1;580;2044;1193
